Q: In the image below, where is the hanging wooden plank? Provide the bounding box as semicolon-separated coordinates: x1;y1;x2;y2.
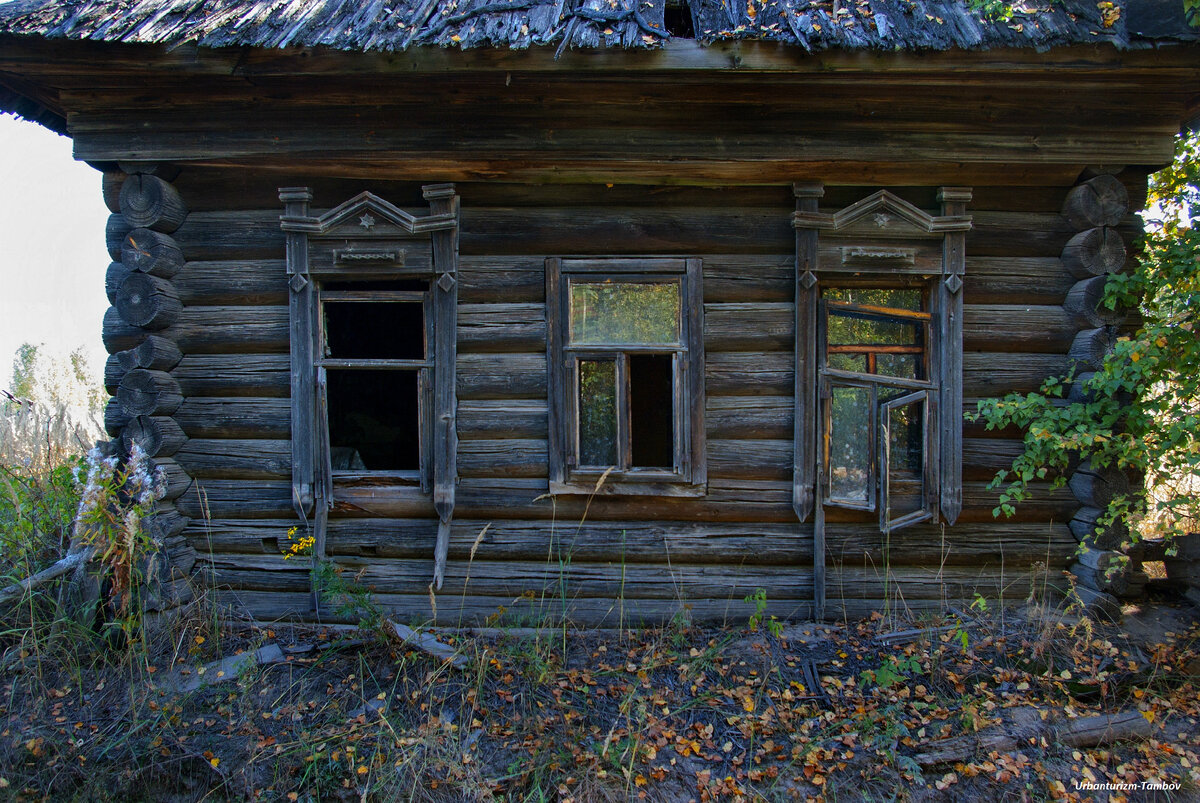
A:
791;182;822;525
424;183;460;590
280;187;316;518
938;186;971;526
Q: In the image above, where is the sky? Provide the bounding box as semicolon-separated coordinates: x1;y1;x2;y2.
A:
0;114;111;388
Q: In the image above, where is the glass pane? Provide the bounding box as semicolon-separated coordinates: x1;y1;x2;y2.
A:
327;369;419;470
828;353;867;373
828;385;871;505
875;353;920;381
823;288;922;311
884;395;926;524
630;354;674;468
569;281;680;345
324;301;424;360
578;360;618;467
827;309;922;347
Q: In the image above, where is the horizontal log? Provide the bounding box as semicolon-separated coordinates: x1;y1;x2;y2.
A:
120;173;187;233
1068;462;1131;509
122;415;187;458
101;170;124;214
105;262;130;306
105;306;288;354
199;553;813;600
164;208;1091;262
707;396;791;439
1062;227;1126;278
177;474;1077;524
104;397;130;437
150;502;188;540
175;438;291;479
1067;327;1115;373
458;400;545;440
99;300;1072;357
1061;174;1129;230
173;397;290;438
105;214;131;261
1070;563;1144;598
149;456;192;501
172;355;290;397
458;303;544;353
212;588;817;627
1064;275;1124;328
121;228;185;278
454;351;1067;402
189;518;1072;569
117;334;182;372
116;272;182;330
458;439;546;479
166;254;1076;309
173;260;288;305
1069;583;1123;620
104;353;124;395
1069;506;1131;551
118;369;182;416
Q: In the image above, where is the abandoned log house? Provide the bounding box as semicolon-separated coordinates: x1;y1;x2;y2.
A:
1;0;1197;625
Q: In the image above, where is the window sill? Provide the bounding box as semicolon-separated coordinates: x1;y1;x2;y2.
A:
549;479;707;498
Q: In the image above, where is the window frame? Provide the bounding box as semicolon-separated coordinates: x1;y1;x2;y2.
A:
817;285;939;529
314;282;435;489
546;257;706;497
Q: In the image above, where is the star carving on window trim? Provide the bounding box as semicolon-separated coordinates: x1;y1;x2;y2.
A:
873;213;891;229
359;213;376;230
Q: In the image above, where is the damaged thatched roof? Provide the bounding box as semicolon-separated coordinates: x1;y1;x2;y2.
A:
0;0;1195;53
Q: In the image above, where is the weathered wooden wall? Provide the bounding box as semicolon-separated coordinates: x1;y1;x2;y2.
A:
96;170;1139;625
76;60;1172;625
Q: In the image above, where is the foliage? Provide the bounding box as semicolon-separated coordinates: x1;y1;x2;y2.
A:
2;342;104;470
0;456;82;579
969;133;1200;545
73;442;167;632
744;587;784;637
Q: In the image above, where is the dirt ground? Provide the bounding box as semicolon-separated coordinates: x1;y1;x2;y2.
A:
2;593;1199;802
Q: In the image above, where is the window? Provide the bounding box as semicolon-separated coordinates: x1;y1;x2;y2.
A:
281;185;460;593
820;287;937;532
546;258;705;495
317;278;433;482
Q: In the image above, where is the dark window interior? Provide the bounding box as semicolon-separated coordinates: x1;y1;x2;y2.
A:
324;301;424;360
663;0;695;38
326;369;419;470
630;354;674;468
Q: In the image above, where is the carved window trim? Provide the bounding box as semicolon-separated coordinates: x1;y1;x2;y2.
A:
792;184;971;618
546;257;706;497
281;186;460;592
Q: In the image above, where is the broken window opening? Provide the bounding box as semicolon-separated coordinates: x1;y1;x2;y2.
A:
547;257;705;495
820;286;936;533
318;280;431;477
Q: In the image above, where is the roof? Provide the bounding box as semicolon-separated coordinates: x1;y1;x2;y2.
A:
0;0;1195;53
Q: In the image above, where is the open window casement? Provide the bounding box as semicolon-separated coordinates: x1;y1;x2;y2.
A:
792;184;971;617
547;257;706;497
281;186;460;601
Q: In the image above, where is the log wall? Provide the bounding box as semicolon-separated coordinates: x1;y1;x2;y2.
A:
63;60;1177;625
118;169;1134;627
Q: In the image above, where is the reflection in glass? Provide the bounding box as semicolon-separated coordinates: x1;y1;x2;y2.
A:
823;288;921;310
828;353;867;373
875;354;920;380
885;394;926;524
826;309;921;347
578;360;618;466
569;282;680;345
829;385;871;505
